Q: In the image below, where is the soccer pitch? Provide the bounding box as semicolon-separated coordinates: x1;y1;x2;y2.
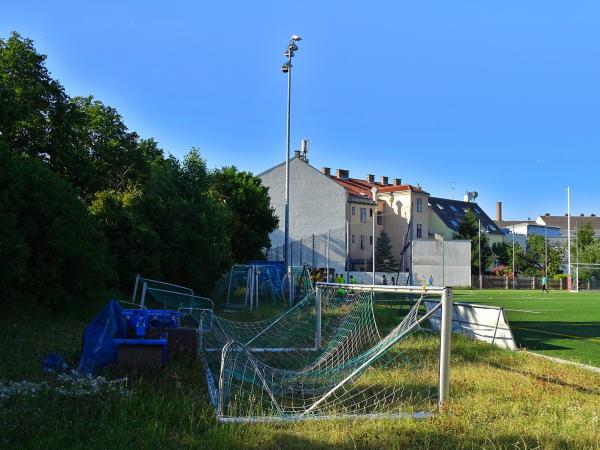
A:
455;289;600;367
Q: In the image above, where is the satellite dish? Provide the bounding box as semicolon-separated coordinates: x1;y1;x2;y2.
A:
472;191;478;200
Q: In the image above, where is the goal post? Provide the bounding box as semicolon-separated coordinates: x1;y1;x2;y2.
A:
315;282;453;412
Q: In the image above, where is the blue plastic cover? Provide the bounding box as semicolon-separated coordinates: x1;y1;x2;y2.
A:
42;352;70;373
77;300;127;373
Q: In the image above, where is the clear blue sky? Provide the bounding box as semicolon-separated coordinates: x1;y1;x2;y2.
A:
2;1;599;220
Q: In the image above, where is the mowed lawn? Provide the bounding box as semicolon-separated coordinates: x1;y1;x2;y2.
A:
455;289;600;367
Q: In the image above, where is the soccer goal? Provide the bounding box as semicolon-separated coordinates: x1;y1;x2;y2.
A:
200;282;452;422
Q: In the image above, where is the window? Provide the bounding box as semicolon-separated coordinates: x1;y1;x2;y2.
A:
437;203;444;210
360;208;367;223
451;219;459;227
369;208;373;217
352;234;356;244
449;205;458;212
416;198;423;212
416;223;423;238
360;235;366;250
370;236;373;245
376;211;383;225
351;206;356;216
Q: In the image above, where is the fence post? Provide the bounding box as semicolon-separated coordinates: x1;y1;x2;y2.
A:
505;276;508;290
532;277;535;290
132;273;141;304
300;238;303;266
140;281;148;308
315;287;322;350
326;230;330;280
439;287;453;412
312;234;315;269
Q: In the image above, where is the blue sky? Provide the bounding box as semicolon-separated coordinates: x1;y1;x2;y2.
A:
2;1;599;220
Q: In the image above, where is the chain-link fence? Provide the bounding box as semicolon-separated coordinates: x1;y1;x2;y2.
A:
267;227;347;272
472;275;600;290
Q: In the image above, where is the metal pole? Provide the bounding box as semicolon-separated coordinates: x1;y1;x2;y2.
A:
326;230;330;282
441;236;445;287
132;273;140;304
283;51;292;274
544;225;548;279
576;220;579;291
512;225;515;290
372;206;376;285
140;281;148;308
315;288;322;350
300;238;303;266
312;234;315;269
439;287;453;411
478;219;482;290
567;186;572;291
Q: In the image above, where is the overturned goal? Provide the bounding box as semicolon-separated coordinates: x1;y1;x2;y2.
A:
201;282;453;422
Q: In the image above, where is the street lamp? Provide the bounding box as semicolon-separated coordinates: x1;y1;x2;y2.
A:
371;186;378;285
282;34;302;273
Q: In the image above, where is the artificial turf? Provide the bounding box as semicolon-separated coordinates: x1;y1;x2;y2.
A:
455;289;600;367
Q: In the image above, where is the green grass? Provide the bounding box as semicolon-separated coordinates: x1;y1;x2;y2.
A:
3;295;600;449
455;289;600;367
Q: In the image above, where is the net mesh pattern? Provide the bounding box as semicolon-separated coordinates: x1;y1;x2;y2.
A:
201;285;441;421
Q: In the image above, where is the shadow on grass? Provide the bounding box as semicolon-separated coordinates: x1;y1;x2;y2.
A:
509;320;600;352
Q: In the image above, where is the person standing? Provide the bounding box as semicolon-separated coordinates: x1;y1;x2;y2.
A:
382;274;388;285
541;275;549;293
428;275;434;287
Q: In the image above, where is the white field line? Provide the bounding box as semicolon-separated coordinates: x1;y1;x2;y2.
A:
526;351;600;374
504;308;541;314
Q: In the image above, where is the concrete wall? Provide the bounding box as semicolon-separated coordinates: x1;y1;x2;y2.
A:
260;158;347;271
411;239;472;287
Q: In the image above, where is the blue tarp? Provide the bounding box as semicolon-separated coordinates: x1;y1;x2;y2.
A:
77;300;127;373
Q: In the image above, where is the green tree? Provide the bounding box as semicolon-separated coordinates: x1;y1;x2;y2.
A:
210;166;278;263
453;209;493;275
375;231;396;272
0;144;114;309
577;222;595;251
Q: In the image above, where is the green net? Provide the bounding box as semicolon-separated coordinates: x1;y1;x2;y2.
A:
201;284;442;421
210;264;286;310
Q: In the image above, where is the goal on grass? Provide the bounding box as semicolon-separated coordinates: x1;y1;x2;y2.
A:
200;282;452;422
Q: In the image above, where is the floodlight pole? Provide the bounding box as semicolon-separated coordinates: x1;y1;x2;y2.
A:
282;36;301;275
371;186;378;285
544;225;548;279
478;218;482;290
567;186;572;291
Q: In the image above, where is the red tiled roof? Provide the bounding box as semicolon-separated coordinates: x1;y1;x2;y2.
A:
329;176;427;197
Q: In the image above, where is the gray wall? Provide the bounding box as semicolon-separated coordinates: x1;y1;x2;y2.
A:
260;158;348;271
411;239;471;287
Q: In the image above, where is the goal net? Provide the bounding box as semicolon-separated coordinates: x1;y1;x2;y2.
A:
200;283;452;422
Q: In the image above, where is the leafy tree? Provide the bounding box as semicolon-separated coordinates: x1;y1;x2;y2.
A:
453;209;493;274
0;144;114;309
210;166;278;263
577;222;595;251
375;231;396;272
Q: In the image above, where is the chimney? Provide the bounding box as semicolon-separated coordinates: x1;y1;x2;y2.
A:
367;174;375;183
336;169;349;179
294;150;301;159
321;167;331;176
580;213;585;217
592;213;596;217
496;202;502;222
545;213;550;216
381;176;389;185
393;178;402;186
564;213;568;216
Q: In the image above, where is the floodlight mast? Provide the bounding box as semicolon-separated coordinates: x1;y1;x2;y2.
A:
282;35;301;274
371;186;378;285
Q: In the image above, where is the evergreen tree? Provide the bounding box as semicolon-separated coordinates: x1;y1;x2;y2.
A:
453;209;493;275
375;231;396;272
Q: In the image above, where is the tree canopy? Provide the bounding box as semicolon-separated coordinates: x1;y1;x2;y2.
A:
0;32;278;308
